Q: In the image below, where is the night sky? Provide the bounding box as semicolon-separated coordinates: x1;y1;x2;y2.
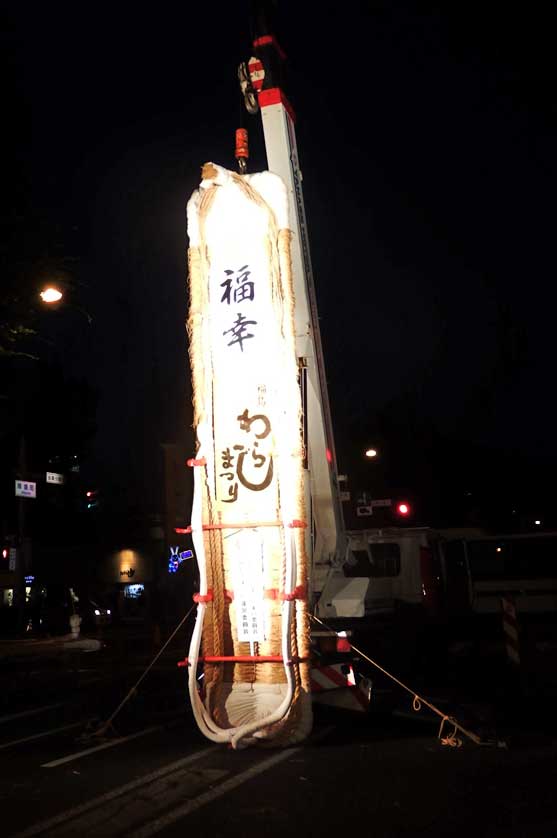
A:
4;3;557;523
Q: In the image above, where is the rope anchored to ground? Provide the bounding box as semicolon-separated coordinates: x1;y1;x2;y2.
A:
311;614;488;748
77;605;196;743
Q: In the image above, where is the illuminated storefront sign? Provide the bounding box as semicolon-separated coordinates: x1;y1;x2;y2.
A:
168;547;193;574
124;584;144;599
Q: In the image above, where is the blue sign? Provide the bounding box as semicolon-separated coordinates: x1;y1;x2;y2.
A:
168;546;193;574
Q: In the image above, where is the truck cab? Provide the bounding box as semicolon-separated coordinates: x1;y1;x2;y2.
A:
320;526;557;673
315;526;485;679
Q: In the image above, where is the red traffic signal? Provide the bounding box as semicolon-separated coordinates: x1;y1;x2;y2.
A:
85;489;100;509
396;502;411;517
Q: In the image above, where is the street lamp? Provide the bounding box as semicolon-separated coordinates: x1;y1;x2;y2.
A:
39;284;92;324
365;448;378;459
39;286;63;304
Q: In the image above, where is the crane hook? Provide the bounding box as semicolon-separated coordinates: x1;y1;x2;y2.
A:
238;62;259;115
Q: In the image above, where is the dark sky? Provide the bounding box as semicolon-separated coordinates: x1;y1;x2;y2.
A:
5;3;557;516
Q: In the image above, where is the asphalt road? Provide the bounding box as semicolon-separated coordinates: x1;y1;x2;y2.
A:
1;628;557;837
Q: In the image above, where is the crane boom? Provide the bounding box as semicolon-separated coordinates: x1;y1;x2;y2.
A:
247;18;346;602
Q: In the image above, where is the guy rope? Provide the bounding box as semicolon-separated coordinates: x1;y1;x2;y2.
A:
312;615;484;748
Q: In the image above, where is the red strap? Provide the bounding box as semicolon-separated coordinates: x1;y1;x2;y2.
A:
194;587;305;604
193;589;213;603
176;520;306;535
281;584;307;602
264;585;306;602
177;654;309;667
187;457;206;467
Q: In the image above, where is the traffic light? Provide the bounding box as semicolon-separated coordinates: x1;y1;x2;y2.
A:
85;489;99;510
395;501;411;517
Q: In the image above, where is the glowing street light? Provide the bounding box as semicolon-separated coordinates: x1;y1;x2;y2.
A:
39;286;63;304
534;520;541;526
365;448;378;459
39;285;92;324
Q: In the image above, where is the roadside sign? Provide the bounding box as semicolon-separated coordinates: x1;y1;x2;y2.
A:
15;480;36;499
356;505;373;517
9;548;17;571
370;498;392;508
46;472;64;485
502;596;520;666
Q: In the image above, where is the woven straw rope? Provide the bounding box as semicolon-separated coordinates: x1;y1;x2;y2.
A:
187;171;310;738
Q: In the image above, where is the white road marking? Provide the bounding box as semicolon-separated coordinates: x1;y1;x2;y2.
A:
0;702;66;724
45;767;229;836
13;745;217;837
0;722;84;751
15;726;335;837
41;725;162;768
133;726;336;838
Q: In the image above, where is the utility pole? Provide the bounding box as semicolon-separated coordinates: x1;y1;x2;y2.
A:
16;435;28;634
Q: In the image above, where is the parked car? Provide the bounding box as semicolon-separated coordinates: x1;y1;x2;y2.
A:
77;596;112;632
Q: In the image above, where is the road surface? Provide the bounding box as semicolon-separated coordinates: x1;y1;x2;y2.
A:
1;625;557;837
